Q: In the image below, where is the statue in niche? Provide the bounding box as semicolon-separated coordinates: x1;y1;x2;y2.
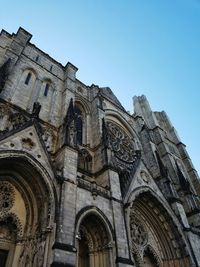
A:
68;120;76;147
64;98;83;147
32;102;41;118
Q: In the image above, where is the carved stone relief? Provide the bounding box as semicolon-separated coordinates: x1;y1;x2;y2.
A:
140;171;150;184
0;181;23;241
130;213;148;247
21;138;35;150
0;212;23;240
18;234;46;267
0;181;15;212
42;128;56;153
9;113;28;130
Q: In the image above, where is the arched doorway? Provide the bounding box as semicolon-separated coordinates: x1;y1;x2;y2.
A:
0;155;55;267
128;191;191;267
76;212;113;267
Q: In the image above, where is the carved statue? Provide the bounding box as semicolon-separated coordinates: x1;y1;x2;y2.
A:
64;99;83;147
32;102;41;118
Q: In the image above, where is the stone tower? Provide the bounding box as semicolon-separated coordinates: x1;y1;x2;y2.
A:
0;27;200;267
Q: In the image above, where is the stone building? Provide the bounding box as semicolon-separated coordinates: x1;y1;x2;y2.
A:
0;27;200;267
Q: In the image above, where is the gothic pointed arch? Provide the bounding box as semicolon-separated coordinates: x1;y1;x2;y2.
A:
0;152;56;267
74;98;91;146
64;99;89;147
75;207;114;267
104;109;141;144
127;189;192;267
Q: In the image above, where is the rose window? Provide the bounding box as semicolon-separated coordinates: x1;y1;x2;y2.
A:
107;121;135;163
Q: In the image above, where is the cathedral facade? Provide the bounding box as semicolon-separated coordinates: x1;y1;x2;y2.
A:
0;27;200;267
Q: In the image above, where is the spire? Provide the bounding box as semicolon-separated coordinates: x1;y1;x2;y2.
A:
64;98;75;126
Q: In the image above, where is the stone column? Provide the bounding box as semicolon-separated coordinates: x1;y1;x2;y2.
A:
109;169;134;267
51;146;78;267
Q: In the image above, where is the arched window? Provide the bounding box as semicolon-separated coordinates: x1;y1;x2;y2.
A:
24;72;32;85
78;149;92;172
74;105;83;145
44;83;49;96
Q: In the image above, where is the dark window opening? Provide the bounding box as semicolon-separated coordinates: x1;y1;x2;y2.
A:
35;55;39;62
44;83;49;96
74;105;83;145
25;72;31;85
0;249;8;267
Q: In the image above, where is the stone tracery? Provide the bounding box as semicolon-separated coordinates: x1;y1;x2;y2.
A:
104;120;141;196
130;213;148;247
107;121;136;163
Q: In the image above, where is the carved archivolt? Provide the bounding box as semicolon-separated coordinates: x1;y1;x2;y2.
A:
0;212;23;240
0;181;15;212
0;182;23;240
143;245;162;267
130;212;148;247
79;225;93;251
131;243;143;267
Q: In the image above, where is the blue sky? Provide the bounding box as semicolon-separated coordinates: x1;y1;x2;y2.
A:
1;0;200;175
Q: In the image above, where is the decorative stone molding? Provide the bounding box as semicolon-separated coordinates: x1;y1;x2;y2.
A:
0;212;23;240
143;244;162;267
0;181;15;212
130;213;148;247
107;121;135;163
21;137;35;150
140;170;150;184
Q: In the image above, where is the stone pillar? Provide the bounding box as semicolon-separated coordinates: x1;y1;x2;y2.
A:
52;146;78;267
61;63;78;122
109;169;134;267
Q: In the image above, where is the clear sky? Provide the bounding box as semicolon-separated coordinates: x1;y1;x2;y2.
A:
1;0;200;175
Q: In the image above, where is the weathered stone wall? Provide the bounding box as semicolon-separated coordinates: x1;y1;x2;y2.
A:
0;27;200;267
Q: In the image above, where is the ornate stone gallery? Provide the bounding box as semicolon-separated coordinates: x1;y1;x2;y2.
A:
0;27;200;267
